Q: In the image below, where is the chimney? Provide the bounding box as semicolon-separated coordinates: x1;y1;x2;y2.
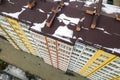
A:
27;0;36;9
90;0;103;29
76;26;81;31
46;2;64;28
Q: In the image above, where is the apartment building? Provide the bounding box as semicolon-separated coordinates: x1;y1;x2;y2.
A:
69;40;119;80
0;0;120;80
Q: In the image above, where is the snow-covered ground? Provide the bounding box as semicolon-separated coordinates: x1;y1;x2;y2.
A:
0;65;42;80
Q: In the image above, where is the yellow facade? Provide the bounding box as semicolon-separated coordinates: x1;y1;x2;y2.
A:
6;17;36;55
0;24;20;49
111;76;120;80
79;50;117;77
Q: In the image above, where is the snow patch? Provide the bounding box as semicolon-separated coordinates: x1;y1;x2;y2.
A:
96;27;111;35
2;8;26;19
64;2;69;6
38;9;45;13
4;65;28;80
102;4;120;14
57;14;80;25
21;19;32;24
104;31;111;35
82;26;89;30
104;47;120;53
31;19;46;32
76;5;78;8
94;44;102;48
70;22;76;26
69;0;76;2
73;36;76;39
84;1;94;7
8;0;14;4
53;26;73;38
23;5;28;8
78;37;83;41
96;27;104;31
53;0;61;1
53;26;73;42
58;18;62;23
79;17;85;22
47;14;50;18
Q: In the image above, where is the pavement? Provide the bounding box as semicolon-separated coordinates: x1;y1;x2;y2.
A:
0;38;89;80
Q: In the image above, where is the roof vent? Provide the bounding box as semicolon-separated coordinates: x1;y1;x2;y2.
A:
86;8;95;15
76;21;83;31
76;26;81;31
46;2;64;28
27;0;36;9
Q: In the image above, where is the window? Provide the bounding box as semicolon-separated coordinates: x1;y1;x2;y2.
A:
80;56;89;60
71;55;77;59
85;47;96;53
79;58;87;63
72;52;79;56
100;55;108;59
109;63;119;68
96;59;104;63
110;73;118;76
101;69;108;73
104;66;113;71
113;59;120;64
83;52;92;57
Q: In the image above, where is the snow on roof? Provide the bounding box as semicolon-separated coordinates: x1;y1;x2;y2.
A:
53;25;73;43
53;0;61;2
64;2;69;6
57;14;80;25
84;1;94;7
69;0;76;2
38;9;45;13
31;19;47;32
8;0;15;4
104;47;120;54
102;4;120;14
2;8;26;19
31;14;49;31
96;27;111;35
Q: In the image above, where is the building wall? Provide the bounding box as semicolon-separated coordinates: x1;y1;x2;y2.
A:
68;41;120;80
0;15;39;56
0;14;120;80
30;31;73;71
88;57;120;80
68;42;97;73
